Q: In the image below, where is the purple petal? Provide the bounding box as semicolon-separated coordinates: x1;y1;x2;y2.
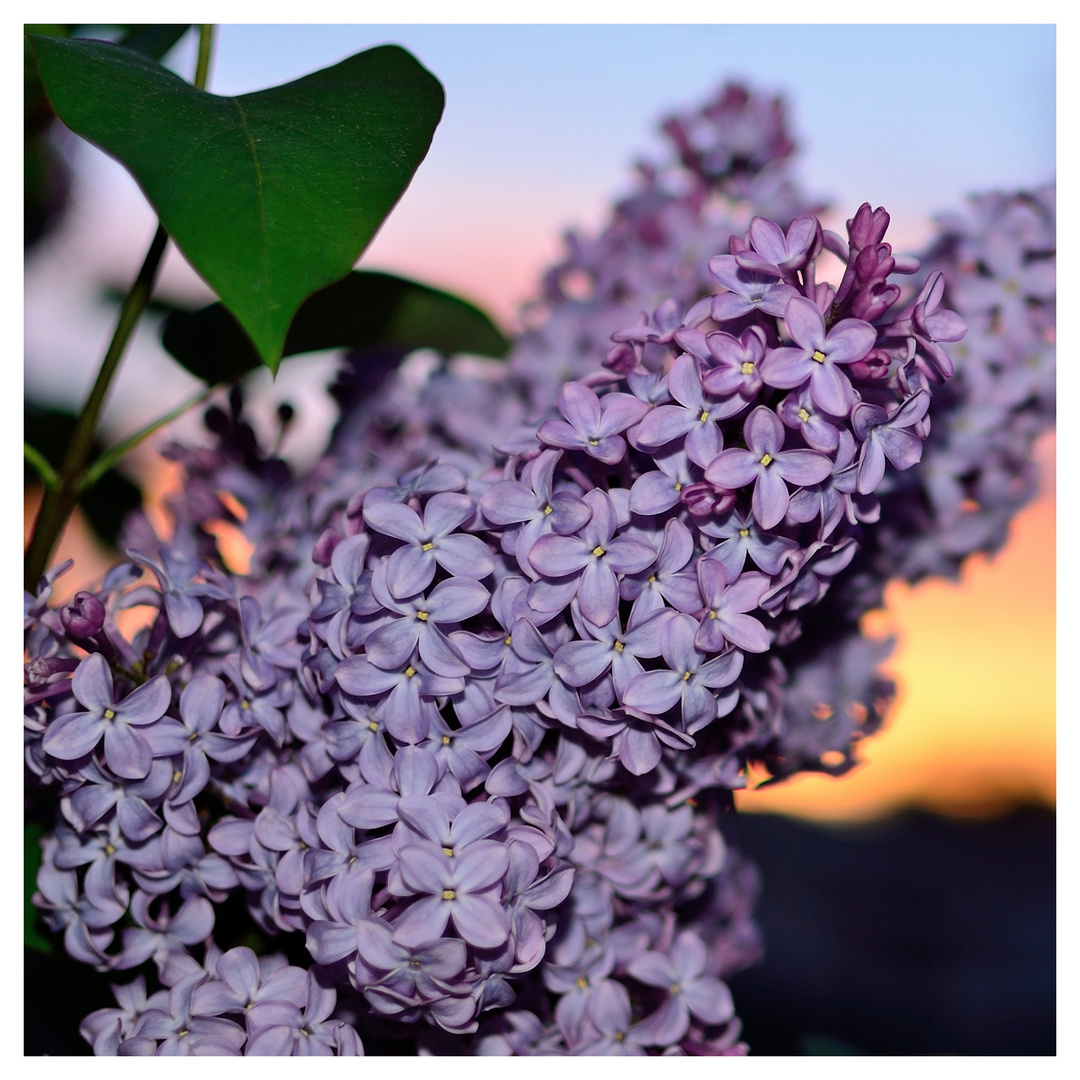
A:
42;711;105;761
385;545;436;597
783;295;826;350
363;500;422;542
809;360;855;416
450;894;510;948
71;653;114;711
104;723;153;779
751;466;790;530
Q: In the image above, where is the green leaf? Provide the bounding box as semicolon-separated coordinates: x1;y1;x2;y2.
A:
28;35;445;371
115;24;190;60
161;270;510;384
24;823;52;953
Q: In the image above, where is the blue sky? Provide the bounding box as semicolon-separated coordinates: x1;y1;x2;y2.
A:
169;23;1055;231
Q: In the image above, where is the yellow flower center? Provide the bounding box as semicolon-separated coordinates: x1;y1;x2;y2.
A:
442;735;451;745
421;541;434;551
798;408;811;422
103;708;115;720
741;361;755;375
592;545;605;557
614;641;625;652
699;409;710;422
544;505;553;515
442;889;456;901
416;611;429;621
812;349;826;363
404;666;416;678
682;670;692;681
760;453;773;467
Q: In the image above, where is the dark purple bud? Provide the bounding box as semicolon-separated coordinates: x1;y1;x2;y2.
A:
847;347;893;381
603;342;639;375
61;592;106;639
312;528;343;568
851;281;901;323
847;203;890;251
854;243;895;286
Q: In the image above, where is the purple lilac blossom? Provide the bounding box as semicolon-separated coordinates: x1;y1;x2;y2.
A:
26;77;1051;1060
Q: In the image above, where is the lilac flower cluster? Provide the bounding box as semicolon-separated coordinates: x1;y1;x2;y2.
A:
25;80;1054;1056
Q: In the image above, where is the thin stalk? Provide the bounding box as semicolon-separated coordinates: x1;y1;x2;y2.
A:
79;384;215;493
24;225;168;588
24;443;58;490
23;25;217;590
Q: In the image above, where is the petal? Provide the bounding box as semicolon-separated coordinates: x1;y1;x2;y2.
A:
704;448;759;491
362;500;422;542
783;295;826;350
633;404;694;447
427;577;491;622
622;670;683;716
365;619;421;672
385;545;436;598
759;346;813;390
450;894;511;948
42;711;105;761
391;895;450;947
808;361;855;417
423;493;477;538
743;405;784;456
558;381;602;432
553;640;613;687
751;467;790;530
104;723;153;779
71;653;114;711
528;535;590;578
578;561;618;626
823;318;877;364
774;448;833;486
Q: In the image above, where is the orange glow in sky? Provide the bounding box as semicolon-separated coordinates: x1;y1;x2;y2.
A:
738;435;1056;821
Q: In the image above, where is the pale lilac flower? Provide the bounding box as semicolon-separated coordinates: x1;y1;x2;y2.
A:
705;406;833;529
363;492;494;597
693;560;771;653
537;382;649;464
392;840;511;949
851;390;931;494
125;971;247;1055
631;353;737;465
628;931;735;1044
622;613;743;733
365;565;489;678
246;969;361;1055
527;489;655;625
708;255;799;321
42;653;172;779
760;295;877;415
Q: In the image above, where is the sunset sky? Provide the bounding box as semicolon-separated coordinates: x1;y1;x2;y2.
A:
24;22;1057;821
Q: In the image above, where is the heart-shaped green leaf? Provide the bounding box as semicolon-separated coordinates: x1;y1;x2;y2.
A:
28;35;445;371
161;270;510;384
